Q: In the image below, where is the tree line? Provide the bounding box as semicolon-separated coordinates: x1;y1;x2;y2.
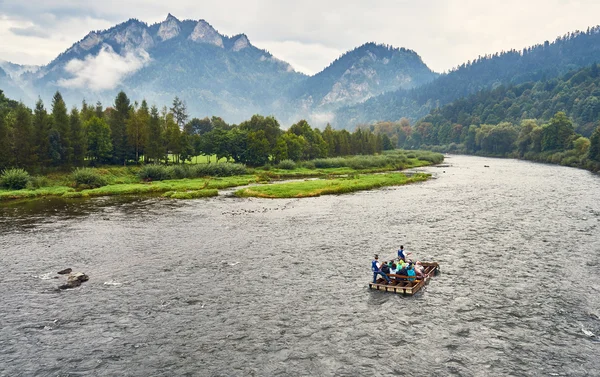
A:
0;90;392;171
362;112;600;171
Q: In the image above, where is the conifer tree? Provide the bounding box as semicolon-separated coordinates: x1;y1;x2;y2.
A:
110;91;131;165
51;91;71;166
146;105;163;163
0;110;12;169
11;103;34;168
33;99;51;169
70;107;86;166
86;116;112;164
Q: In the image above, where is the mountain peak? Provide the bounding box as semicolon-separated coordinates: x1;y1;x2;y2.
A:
165;13;180;22
158;14;181;41
189;20;224;48
232;34;250;51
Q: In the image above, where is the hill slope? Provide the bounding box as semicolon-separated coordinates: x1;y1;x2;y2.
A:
0;15;437;125
289;43;438;123
334;26;600;129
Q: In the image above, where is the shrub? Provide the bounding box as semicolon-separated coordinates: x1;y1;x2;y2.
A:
301;161;316;169
277;159;296;170
167;165;191;179
71;168;108;188
27;176;50;189
191;163;247;177
1;168;31;190
138;165;171;181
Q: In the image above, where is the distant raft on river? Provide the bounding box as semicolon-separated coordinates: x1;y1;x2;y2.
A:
369;262;440;295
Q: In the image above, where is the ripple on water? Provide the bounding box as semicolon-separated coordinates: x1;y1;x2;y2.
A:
1;156;600;376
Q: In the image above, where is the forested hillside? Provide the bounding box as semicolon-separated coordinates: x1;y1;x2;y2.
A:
290;43;438;111
420;63;600;137
358;64;600;172
335;26;600;128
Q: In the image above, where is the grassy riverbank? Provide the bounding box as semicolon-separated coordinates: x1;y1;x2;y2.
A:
235;173;431;198
0;150;443;202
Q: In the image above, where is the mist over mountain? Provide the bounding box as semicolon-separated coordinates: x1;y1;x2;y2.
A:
0;14;436;125
334;26;600;128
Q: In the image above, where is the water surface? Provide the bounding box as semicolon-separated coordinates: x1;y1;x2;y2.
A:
1;155;599;376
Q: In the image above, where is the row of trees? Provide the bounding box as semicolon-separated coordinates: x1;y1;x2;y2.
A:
0;90;393;171
363;112;600;170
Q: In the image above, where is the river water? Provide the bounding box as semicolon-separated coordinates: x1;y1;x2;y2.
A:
1;155;599;377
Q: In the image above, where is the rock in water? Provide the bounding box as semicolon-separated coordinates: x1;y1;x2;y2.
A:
57;268;72;275
58;272;89;290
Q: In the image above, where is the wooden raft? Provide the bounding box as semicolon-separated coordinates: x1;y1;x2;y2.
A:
368;262;439;296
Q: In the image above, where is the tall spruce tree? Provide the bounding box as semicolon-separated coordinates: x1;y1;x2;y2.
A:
51;91;71;166
12;103;34;168
70;107;86;166
0;109;13;169
146;105;163;163
110;91;131;165
33;99;51;169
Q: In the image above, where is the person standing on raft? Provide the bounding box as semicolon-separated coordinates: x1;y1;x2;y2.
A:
397;245;412;262
371;254;391;284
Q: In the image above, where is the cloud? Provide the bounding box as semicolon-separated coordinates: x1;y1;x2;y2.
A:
3;0;600;74
9;25;48;38
58;44;150;91
254;40;343;75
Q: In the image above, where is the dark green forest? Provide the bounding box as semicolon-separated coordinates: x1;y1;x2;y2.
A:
0;89;392;172
359;63;600;171
336;26;600;128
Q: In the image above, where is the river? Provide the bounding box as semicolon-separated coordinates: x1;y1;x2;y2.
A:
1;155;599;377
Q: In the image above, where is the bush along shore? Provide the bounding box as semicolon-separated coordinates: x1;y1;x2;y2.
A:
0;150;443;202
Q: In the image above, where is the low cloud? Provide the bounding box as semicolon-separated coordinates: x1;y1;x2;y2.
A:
58;44;150;91
9;25;48;38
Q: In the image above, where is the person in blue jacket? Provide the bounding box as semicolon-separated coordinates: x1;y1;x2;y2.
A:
397;245;412;262
406;263;416;281
371;255;391;284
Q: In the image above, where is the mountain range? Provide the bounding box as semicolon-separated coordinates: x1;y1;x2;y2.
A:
4;15;600;130
0;14;437;126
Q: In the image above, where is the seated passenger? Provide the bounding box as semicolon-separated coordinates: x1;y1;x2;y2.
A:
381;261;391;275
414;261;425;278
396;265;408;281
406;264;416;281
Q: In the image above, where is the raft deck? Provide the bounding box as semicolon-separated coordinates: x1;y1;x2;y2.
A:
368;262;439;295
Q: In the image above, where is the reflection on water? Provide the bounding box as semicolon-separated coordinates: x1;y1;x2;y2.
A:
1;155;599;376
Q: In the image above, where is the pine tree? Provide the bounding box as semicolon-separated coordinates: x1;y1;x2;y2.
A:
170;96;188;130
70;107;86;166
110;91;131;165
33;99;51;169
86;116;112;164
0;110;13;169
51;91;71;166
11;103;34;168
146;105;163;163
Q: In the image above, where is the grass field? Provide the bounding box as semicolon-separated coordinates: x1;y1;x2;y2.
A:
234;173;431;198
0;150;443;201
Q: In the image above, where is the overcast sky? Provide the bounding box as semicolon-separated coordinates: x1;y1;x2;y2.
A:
1;0;600;75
